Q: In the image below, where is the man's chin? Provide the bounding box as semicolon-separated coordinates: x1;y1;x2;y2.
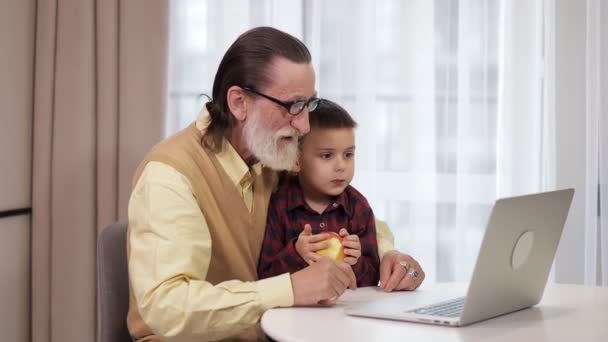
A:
259;151;298;171
250;137;299;171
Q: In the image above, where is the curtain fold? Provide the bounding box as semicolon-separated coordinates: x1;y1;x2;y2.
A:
497;0;545;198
31;1;168;340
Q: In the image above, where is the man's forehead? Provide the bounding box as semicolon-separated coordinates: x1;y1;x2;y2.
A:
265;58;316;98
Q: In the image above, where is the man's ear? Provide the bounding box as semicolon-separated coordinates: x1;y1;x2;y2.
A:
226;86;248;121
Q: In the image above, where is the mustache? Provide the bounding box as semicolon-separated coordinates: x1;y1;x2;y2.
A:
275;127;300;138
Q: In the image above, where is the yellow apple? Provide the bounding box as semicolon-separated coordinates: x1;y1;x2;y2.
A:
316;232;345;261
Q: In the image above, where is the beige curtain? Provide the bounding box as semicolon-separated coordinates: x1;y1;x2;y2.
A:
31;0;168;341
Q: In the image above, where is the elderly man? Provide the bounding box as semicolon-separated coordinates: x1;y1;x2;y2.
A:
127;26;424;341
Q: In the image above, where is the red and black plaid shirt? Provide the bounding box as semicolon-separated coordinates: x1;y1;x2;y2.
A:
257;177;380;287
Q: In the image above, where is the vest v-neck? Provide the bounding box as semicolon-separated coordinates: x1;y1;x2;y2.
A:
135;122;277;285
206;151;260;222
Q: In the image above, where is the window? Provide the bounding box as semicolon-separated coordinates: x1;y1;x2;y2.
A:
168;0;501;282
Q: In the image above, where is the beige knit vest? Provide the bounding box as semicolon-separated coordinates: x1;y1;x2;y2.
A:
126;123;277;341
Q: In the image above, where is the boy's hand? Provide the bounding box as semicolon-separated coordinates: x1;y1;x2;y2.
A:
295;224;331;265
339;228;361;266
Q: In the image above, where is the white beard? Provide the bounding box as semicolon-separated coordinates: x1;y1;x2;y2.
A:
243;110;300;171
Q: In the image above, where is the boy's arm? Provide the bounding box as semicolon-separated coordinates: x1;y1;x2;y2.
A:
257;201;309;279
350;208;381;287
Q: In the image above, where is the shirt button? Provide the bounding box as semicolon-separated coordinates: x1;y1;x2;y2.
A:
332;203;338;207
319;222;325;228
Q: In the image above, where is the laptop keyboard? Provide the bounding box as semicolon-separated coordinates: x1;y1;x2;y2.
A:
407;297;465;318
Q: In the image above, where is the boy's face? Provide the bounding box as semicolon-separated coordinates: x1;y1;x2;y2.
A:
299;127;355;198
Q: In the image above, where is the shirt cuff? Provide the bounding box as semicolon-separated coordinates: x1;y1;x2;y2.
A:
378;242;395;260
257;273;294;310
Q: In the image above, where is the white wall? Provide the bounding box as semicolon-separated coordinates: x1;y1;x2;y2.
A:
553;0;607;284
0;0;35;340
553;0;587;284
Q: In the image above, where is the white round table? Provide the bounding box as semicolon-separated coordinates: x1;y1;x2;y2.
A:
261;283;608;342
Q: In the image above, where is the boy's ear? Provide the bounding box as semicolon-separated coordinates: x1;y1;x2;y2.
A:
226;86;248;121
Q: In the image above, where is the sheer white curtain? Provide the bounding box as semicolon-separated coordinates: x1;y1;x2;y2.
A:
497;0;548;198
304;0;500;283
167;0;608;284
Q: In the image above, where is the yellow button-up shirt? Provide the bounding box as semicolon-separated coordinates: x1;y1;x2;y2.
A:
128;111;395;340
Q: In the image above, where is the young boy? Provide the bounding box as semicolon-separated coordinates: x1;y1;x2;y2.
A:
257;99;380;287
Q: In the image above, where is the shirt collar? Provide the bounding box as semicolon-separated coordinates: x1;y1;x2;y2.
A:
286;176;352;216
196;108;262;187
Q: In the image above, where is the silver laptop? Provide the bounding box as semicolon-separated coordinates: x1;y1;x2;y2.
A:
345;188;574;326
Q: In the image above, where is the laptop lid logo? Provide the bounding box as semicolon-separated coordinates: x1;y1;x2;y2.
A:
511;230;535;270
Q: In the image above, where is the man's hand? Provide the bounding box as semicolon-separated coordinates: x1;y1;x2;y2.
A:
290;257;357;305
295;224;330;264
379;250;425;292
339;228;361;266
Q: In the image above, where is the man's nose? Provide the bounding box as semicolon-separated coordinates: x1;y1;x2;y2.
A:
290;109;310;135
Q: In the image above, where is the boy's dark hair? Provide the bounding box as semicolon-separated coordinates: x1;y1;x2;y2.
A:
309;99;358;129
202;27;312;152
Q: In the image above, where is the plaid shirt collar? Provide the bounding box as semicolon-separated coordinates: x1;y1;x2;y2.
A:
285;176;353;216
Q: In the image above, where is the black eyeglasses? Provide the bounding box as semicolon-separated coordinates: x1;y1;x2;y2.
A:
242;86;320;115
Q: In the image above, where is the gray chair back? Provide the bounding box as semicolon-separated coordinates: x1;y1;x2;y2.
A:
97;223;132;342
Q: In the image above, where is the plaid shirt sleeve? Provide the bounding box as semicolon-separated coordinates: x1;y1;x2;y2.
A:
348;195;381;287
257;194;308;279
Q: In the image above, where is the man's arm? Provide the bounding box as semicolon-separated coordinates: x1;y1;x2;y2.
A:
129;162;357;340
373;218;425;291
128;162;293;341
375;218;395;259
